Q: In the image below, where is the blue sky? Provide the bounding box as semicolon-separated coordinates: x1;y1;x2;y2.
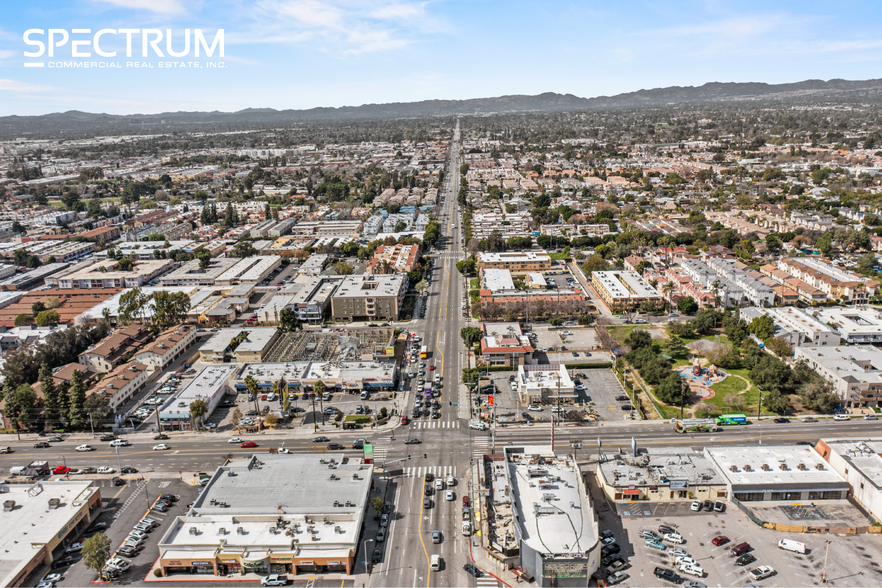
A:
2;0;882;116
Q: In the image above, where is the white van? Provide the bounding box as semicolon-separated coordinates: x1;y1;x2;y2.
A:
430;554;441;571
462;520;472;536
468;421;488;431
778;539;806;554
9;466;25;475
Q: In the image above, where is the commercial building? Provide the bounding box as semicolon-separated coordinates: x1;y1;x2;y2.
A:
476;251;552;275
480;322;534;367
291;220;363;237
738;306;840;348
514;364;574;405
156;453;372;577
73;286;196;325
0;481;103;587
0;262;71;291
56;259;174;289
134;325;198;370
200;328;281;364
487;446;599;587
816;438;882;524
811;306;882;344
793;345;882;408
597;447;727;502
591;270;663;312
704;446;849;503
158;365;236;430
287;276;344;323
96;240;195;260
330;275;407;322
234;361;397;393
157;258;242;287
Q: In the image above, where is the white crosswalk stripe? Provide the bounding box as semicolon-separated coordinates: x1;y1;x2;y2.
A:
413;420;460;429
476;577;499;587
403;465;457;478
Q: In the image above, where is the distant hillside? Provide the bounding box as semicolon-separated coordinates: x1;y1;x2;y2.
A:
3;78;882;137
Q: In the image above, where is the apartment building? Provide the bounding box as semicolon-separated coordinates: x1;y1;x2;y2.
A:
257;294;295;323
288;275;344;322
480;322;534;367
157;258;242;287
794;345;882;408
78;324;152;373
778;257;876;303
134;325;197;370
476;251;552;275
368;244;420;274
591;270;663;311
214;256;281;287
705;257;775;307
330;274;407;321
739;306;840;348
89;361;151;411
812;306;882;344
291;220;363;237
57;259;174;289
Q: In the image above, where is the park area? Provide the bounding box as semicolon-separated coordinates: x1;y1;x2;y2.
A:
602;309;843;420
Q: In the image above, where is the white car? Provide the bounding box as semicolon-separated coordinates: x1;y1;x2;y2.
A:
528;404;543;411
445;490;454;501
260;575;287;587
468;421;488;431
228;437;243;443
109;439;129;447
97;466;115;474
749;565;775;581
446;474;455;487
679;563;704;577
833;414;850;421
128;530;148;540
152;444;170;451
65;541;84;552
105;557;131;571
864;414;878;420
75;444;93;452
663;533;685;544
278;448;290;454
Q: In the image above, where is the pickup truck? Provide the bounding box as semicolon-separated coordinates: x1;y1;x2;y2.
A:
654;567;681;584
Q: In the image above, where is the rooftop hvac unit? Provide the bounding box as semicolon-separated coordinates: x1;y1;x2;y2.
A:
798;463;808;471
743;465;752;471
48;498;61;509
189;527;199;535
729;465;738;472
218;528;226;535
236;526;245;535
761;464;771;471
779;463;788;471
816;463;826;470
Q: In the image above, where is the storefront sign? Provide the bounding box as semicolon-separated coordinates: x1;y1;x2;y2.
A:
167;561;183;566
299;561;314;566
191;561;212;566
669;480;688;489
221;559;238;563
327;561;341;566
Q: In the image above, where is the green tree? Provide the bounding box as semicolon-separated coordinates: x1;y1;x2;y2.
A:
548;316;563;327
196;247;212;271
35;310;60;327
118;287;149;325
663;336;688;359
82;532;112;577
84;394;111;424
627;329;652;350
67;370;87;428
4;383;37;435
152;291;192;329
460;326;483;348
31;301;46;316
748;314;775;341
765;336;792;357
117;258;134;271
676;296;698;315
655;373;690;407
279;307;303;331
371;496;385;512
39;363;60;427
765;234;782;252
333;262;353;275
189;398;208;429
232;240;257;258
816;233;833;256
581;254;609;275
231;407;243;432
14;313;34;327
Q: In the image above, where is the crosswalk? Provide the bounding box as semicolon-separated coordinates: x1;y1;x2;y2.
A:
471;435;490;460
402;465;457;478
411;420;460;429
476;575;500;588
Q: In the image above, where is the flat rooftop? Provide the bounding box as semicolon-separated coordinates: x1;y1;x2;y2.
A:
599;448;724;487
0;481;98;587
159;365;237;419
482;268;516;292
478;251;551;263
822;438;882;489
593;270;661;299
159;258;241;282
334;275;405;299
201;328;278;356
813;306;882;337
236;360;396;385
504;446;596;557
705;446;848;488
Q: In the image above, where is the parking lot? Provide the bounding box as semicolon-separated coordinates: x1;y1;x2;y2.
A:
27;478;199;587
598;493;882;588
579;370;633;421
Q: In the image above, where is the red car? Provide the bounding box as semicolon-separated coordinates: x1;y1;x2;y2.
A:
240;441;258;448
712;535;730;546
401;416;409;425
429;365;435;371
52;466;71;475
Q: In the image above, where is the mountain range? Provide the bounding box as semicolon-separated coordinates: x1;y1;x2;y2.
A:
3;78;882;137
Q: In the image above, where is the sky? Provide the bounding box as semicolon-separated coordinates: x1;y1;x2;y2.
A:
2;0;882;116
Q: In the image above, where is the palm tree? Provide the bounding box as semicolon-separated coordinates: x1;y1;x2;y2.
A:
244;375;261;418
663;281;676;312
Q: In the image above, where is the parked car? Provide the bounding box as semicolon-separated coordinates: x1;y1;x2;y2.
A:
97;466;115;474
748;565;775;581
736;554;757;566
463;564;483;578
711;535;729;546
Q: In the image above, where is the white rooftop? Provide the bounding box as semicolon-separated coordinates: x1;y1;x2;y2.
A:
593;270;661;299
822;438;882;488
201;328;278;356
705;446;848;487
159;365;236;419
482;268;516;292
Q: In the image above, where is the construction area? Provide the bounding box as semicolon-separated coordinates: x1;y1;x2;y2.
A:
264;329;396;363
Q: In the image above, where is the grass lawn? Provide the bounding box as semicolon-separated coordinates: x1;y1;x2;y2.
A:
658;405;681;420
608;324;645;344
549;252;570;261
470;278;478;289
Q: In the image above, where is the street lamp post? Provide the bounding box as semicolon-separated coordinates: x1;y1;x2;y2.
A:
363;538;373;575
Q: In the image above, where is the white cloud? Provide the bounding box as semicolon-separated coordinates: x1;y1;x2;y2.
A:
90;0;189;15
0;79;53;92
232;0;449;55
